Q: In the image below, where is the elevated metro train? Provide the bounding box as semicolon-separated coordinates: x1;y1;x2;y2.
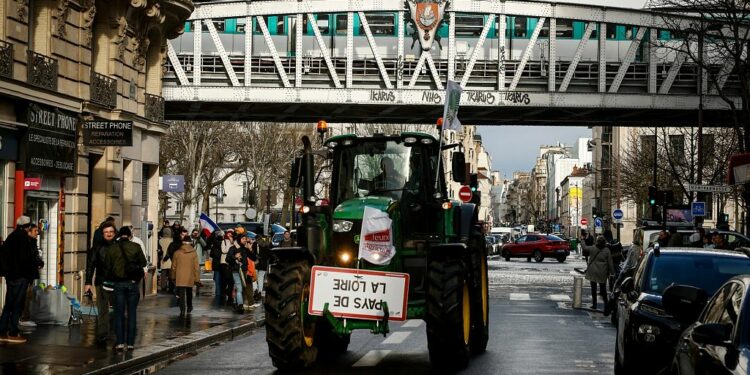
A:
172;13;677;62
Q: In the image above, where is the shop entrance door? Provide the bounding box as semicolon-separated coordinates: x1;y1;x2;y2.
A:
26;194;59;286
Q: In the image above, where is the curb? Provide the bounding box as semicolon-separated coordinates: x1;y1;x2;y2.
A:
79;315;264;375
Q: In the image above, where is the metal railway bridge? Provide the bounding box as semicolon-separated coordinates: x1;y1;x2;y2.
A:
163;0;741;125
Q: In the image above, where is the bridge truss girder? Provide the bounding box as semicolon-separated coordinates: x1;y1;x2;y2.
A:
164;0;740;125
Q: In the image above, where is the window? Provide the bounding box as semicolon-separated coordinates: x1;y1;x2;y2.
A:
142;165;150;206
237;18;247;33
359;13;395;35
669;135;685;163
539;19;549;38
645;254;750;295
336;14;348;35
556;19;573;38
455;14;484;37
212;20;225;32
641;135;656;164
217;213;225;222
303;13;331;35
606;23;619;39
231;214;236;222
589;22;598;39
514;17;528;38
702;133;715;167
175;201;183;213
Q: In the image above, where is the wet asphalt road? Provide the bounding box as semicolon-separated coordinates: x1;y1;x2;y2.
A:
156;255;616;374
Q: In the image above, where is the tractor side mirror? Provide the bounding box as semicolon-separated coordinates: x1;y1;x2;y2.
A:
289;156;303;188
452;152;466;183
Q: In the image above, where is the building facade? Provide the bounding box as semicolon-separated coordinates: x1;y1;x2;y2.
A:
0;0;193;301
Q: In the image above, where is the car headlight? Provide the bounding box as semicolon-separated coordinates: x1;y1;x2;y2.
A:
638;324;661;343
333;220;354;232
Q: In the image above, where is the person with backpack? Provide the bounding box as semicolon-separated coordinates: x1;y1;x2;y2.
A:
0;216;42;344
104;226;147;351
583;236;615;312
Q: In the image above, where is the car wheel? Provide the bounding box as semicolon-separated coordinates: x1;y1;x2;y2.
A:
556;256;566;263
526;257;531;262
505;256;511;262
614;333;637;375
533;250;544;263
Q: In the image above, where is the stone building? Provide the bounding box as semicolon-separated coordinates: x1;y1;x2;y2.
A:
0;0;193;300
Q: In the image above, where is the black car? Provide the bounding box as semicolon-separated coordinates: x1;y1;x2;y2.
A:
614;248;750;374
669;275;750;375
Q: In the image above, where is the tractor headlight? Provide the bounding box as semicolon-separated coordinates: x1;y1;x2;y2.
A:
333;220;354;232
338;251;352;264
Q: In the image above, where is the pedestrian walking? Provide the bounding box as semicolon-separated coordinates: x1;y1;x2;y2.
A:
171;240;200;316
0;216;43;344
583;236;614;311
164;227;187;295
84;221;118;344
158;228;172;292
207;229;225;305
105;226;147;351
667;227;683;247
244;235;259;306
218;229;235;306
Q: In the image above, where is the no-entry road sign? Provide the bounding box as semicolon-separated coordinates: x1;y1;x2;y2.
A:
580;218;589;226
458;185;473;202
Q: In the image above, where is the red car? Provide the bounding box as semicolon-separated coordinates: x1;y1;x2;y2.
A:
501;234;570;263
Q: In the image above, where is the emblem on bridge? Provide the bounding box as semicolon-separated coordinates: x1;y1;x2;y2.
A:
406;0;447;51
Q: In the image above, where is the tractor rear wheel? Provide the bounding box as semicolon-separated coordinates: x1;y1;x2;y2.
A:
426;258;471;370
264;259;317;370
470;245;489;354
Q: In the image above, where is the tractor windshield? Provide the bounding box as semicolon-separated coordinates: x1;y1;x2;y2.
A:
333;139;436;203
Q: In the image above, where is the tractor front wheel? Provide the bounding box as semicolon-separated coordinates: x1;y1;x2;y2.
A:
426;258;471;370
264;259;317;370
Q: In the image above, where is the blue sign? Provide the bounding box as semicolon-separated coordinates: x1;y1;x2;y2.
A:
162;175;185;193
692;202;706;217
612;209;624;220
594;217;603;227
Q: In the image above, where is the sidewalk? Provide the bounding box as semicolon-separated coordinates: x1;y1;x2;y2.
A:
0;274;264;375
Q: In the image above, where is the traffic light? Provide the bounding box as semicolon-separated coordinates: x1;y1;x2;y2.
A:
648;185;657;206
718;212;729;230
469;173;478;192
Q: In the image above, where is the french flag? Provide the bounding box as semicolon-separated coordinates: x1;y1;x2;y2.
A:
199;213;220;238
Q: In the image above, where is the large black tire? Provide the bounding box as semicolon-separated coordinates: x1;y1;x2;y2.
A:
426;258;471;370
264;260;317;370
556;256;566;263
533;250;544;263
469;245;489;354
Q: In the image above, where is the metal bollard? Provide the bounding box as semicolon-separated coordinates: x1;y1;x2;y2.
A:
573;275;583;309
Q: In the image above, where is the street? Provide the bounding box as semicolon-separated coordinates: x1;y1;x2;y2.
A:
156;255;616;374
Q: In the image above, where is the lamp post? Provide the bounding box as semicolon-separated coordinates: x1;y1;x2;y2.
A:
211;185;226;221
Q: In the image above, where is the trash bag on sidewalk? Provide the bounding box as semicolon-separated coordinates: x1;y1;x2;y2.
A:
29;286;71;326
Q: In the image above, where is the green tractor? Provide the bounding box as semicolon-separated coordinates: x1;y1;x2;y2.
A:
264;130;489;370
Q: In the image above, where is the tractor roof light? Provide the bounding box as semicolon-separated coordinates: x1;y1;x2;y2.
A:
317;120;329;134
436;117;443;130
300;205;311;214
342;138;354;146
441;201;453;210
404;137;417;144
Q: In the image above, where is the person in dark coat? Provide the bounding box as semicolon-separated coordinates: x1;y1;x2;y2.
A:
583;236;615;311
84;221;118;343
0;216;42;344
104;226;147;351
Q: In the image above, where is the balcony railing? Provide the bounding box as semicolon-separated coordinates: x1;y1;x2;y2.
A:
0;40;12;79
145;93;165;122
90;72;117;107
27;50;58;91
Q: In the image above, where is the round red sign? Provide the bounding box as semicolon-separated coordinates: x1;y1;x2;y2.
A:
458;185;473;203
580;218;589;226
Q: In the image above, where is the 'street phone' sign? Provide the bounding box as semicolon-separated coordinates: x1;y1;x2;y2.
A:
83;121;133;146
25;103;77;176
308;266;409;321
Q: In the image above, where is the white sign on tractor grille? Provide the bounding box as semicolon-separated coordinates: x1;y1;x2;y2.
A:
308;266;410;322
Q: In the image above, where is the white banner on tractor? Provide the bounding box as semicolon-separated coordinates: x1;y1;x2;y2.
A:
358;206;396;265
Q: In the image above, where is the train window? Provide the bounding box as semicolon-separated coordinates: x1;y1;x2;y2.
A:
191;20;225;32
514;17;528;38
556;19;573;38
336;14;348;35
590;23;598;39
455;14;484;37
495;17;511;38
254;16;284;34
254;16;270;33
539;19;549;38
237;18;247;33
212;20;225;32
303;14;331;35
606;23;620;39
360;13;395;35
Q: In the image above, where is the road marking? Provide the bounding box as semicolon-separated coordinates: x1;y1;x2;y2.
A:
382;331;411;345
353;350;391;367
509;293;530;300
401;319;423;328
548;294;572;301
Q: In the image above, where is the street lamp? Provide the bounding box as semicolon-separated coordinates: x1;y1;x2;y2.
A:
210;185;227;221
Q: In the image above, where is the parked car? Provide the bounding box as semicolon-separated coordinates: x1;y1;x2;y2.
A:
668;274;750;375
501;233;570;263
614;247;750;374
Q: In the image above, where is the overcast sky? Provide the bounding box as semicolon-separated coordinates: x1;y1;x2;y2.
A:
477;126;592;179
